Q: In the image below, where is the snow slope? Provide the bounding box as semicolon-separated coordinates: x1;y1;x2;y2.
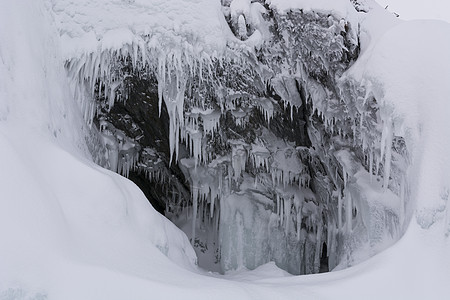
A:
0;0;449;299
375;0;450;23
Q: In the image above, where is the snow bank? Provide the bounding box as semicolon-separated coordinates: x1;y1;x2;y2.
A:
346;18;450;236
0;0;197;297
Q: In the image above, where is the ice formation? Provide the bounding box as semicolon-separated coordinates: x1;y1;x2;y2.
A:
49;0;416;275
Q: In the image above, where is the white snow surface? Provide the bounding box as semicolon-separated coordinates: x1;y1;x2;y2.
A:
1;0;450;299
375;0;450;23
51;0;230;59
268;0;357;19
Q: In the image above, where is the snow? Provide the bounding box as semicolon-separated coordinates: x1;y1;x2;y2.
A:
348;19;450;231
268;0;353;16
375;0;450;23
267;0;360;24
52;0;229;60
1;0;450;299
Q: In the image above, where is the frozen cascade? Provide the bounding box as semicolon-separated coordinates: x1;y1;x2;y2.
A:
59;1;411;275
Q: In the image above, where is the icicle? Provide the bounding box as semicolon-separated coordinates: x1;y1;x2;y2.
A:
375;154;380;176
192;184;199;244
284;197;291;235
383;121;393;191
343;167;347;190
156;57;166;117
338;191;342;230
231;144;246;179
359;112;364;138
346;191;352;233
276;194;280;219
369;148;374;183
380;120;387;162
238;14;247;39
280;197;284;226
256;98;274;126
210;193;215;219
327;221;332;254
328;225;337;270
400;175;405;226
296;197;303;241
314;222;323;273
201;110;221;136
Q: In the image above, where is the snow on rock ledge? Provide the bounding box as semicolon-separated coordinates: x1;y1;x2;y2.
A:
51;0;230;59
268;0;358;19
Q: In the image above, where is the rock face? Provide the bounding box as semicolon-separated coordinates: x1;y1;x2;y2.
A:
70;1;407;275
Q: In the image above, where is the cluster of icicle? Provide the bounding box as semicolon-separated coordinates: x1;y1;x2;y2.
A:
137;147;166;184
97;118;140;178
264;29;408;270
180;122;341;274
64;31;227;167
67;36;325;276
62;28;260;232
266;7;409;227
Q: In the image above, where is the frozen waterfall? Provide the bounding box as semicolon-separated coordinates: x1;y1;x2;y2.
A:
58;0;409;275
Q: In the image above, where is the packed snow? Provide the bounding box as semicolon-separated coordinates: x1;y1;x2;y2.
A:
0;0;449;299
